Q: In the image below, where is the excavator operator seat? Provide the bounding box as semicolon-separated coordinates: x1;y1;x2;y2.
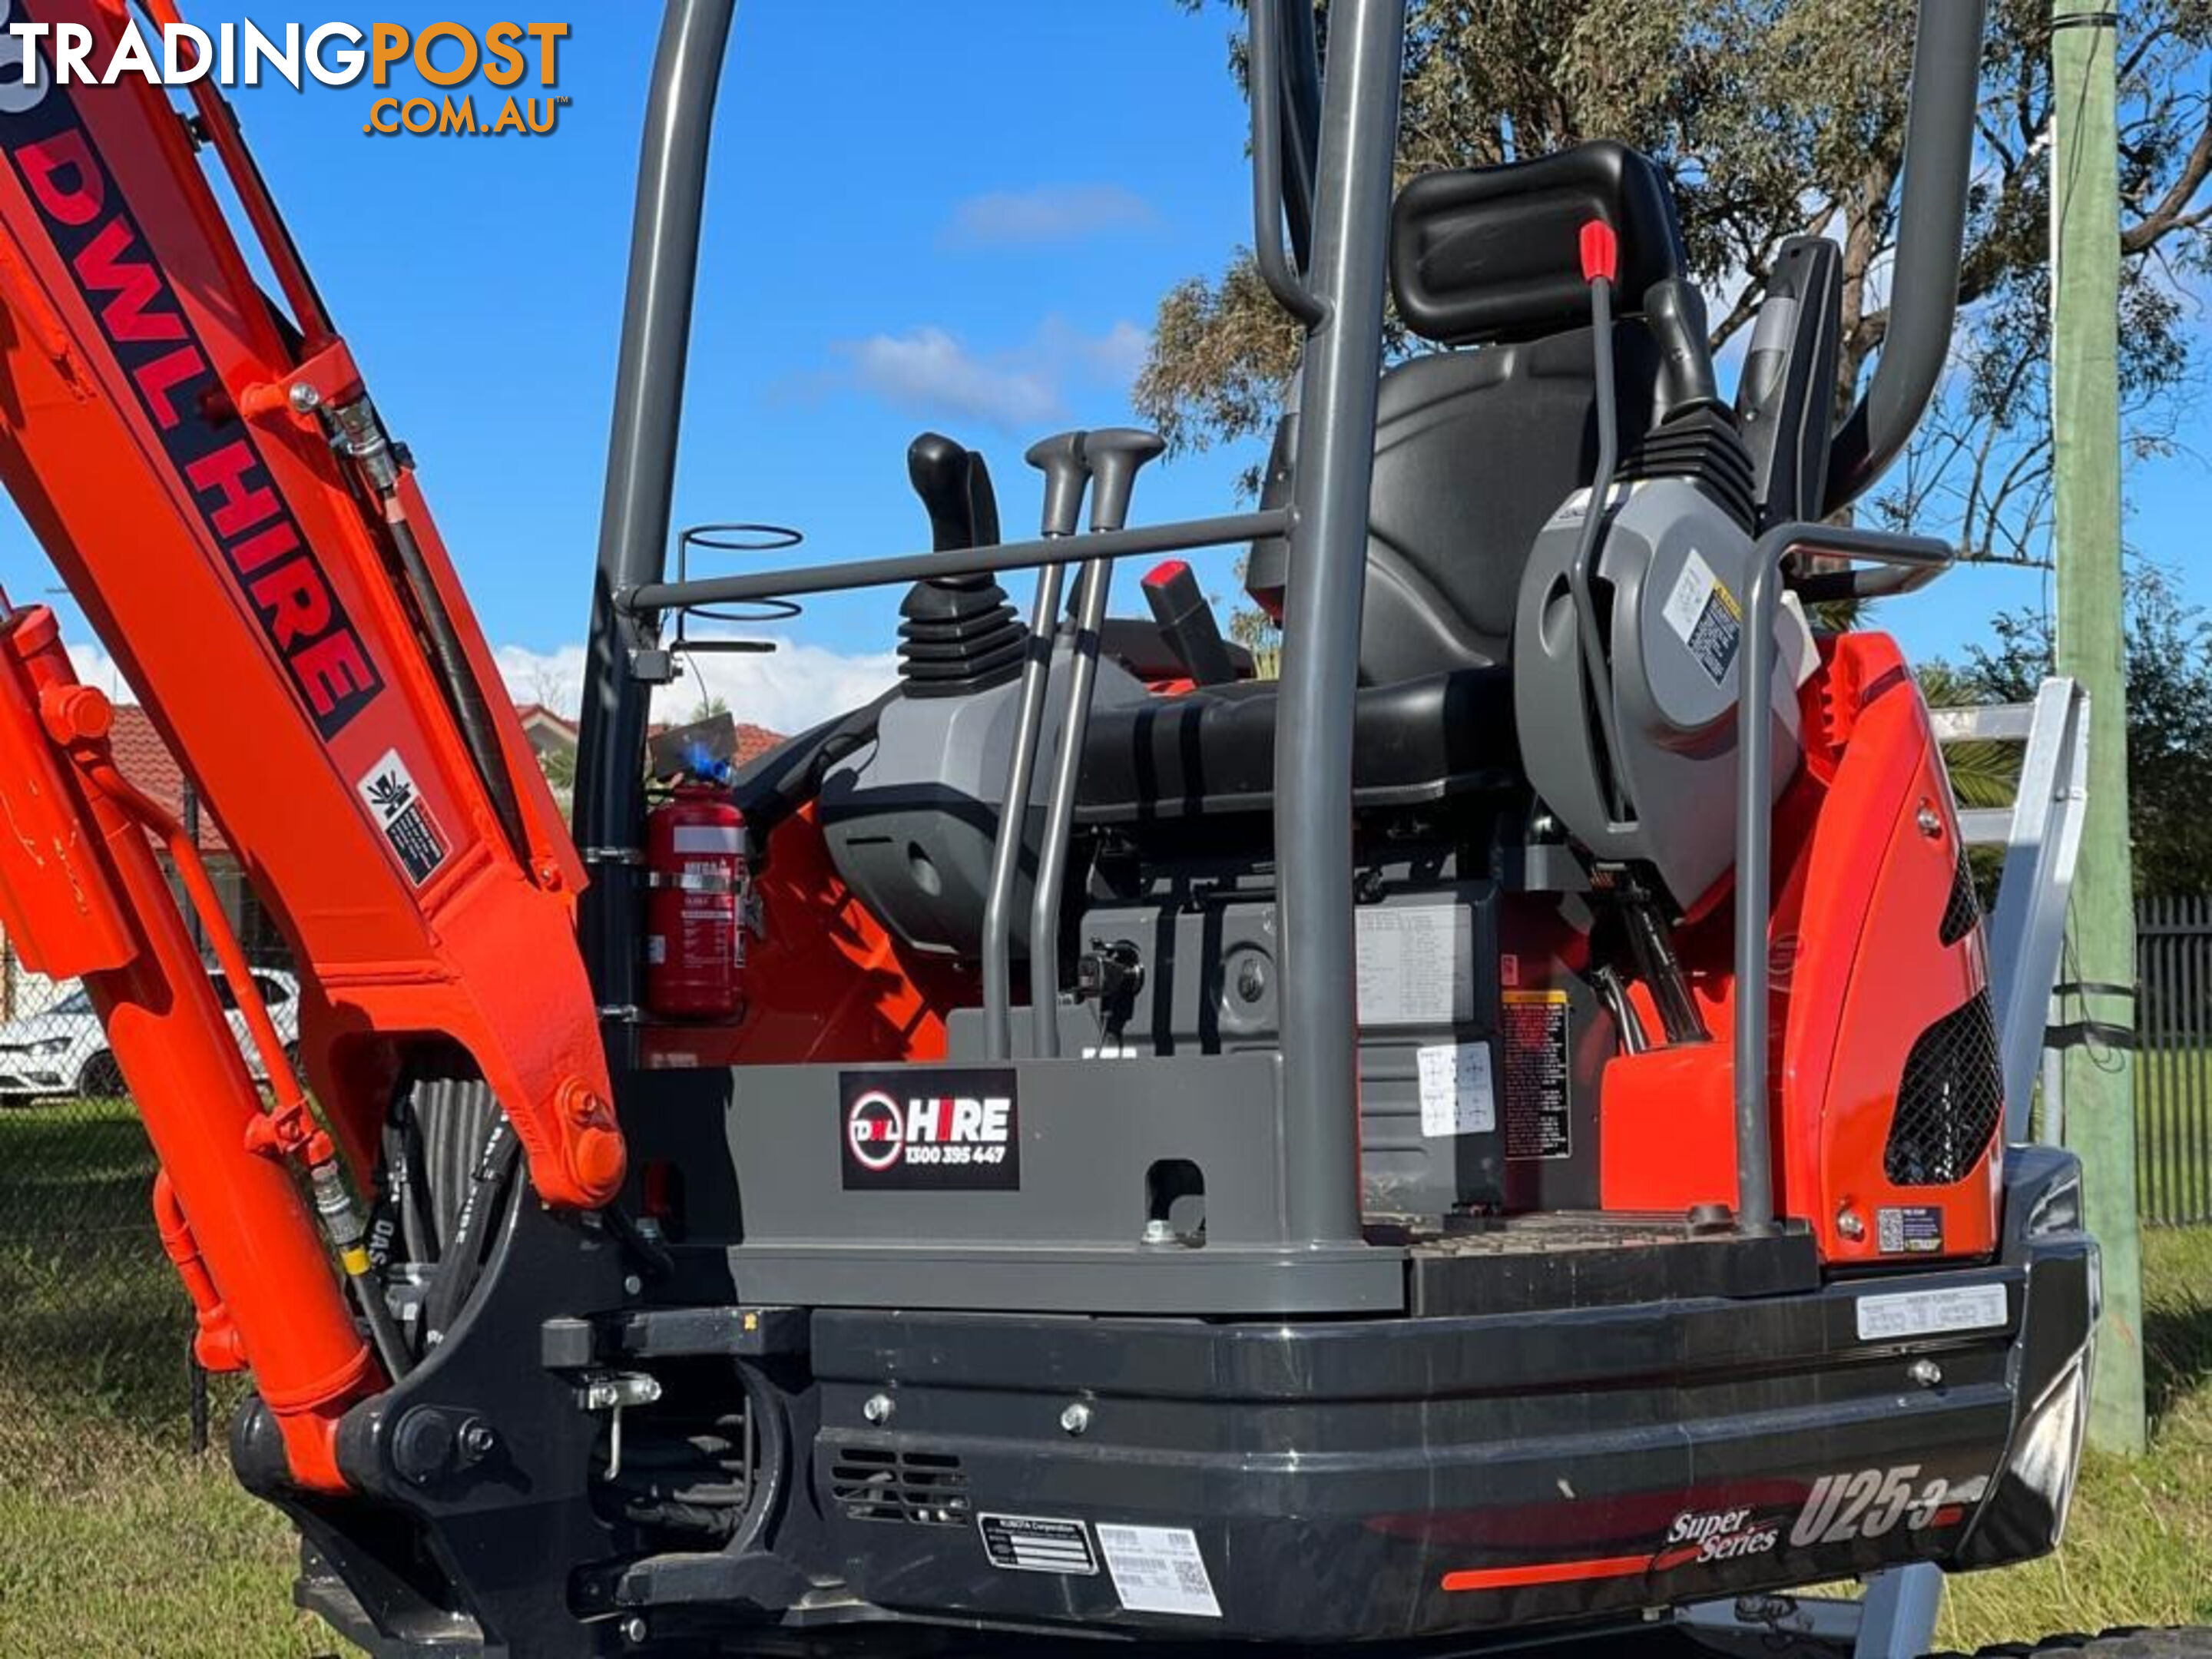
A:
1244;141;1708;684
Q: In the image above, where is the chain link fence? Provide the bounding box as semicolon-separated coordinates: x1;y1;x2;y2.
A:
0;944;297;1492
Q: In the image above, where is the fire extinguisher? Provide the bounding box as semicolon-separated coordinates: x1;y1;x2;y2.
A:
644;784;750;1019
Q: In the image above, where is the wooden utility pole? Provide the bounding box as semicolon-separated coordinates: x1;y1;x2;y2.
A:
2050;0;2145;1454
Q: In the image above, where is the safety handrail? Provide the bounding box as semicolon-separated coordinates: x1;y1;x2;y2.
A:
1733;523;1953;1234
618;511;1286;614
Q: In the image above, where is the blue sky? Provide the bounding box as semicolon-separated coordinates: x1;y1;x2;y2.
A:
5;2;2204;735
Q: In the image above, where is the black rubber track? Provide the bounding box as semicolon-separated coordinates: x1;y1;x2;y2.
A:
1929;1630;2212;1659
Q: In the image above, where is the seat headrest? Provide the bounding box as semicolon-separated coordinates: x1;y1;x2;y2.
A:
1390;141;1690;347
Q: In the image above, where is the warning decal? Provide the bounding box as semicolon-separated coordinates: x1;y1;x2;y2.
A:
979;1513;1098;1575
1096;1524;1222;1618
356;750;449;886
1502;989;1571;1160
1661;548;1743;686
840;1067;1020;1191
1876;1205;1947;1255
1417;1041;1495;1137
1355;902;1473;1027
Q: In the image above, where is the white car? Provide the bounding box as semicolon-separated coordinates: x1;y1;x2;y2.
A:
0;969;300;1100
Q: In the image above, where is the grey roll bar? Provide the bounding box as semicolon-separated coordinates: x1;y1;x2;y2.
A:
1823;0;1989;513
1266;0;1407;1250
1733;524;1951;1233
588;0;1978;1256
578;0;737;1020
620;513;1286;613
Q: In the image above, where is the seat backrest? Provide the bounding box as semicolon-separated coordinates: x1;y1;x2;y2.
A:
1245;142;1714;683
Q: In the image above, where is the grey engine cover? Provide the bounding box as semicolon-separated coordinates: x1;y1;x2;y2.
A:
1513;478;1803;907
818;640;1147;960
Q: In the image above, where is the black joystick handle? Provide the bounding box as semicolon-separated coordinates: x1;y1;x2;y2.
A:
1024;430;1091;538
1141;559;1237;686
1083;426;1166;533
907;432;1002;551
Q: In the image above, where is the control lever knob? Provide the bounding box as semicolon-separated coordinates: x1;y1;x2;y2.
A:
1024;430;1091;538
1082;427;1167;533
906;432;1001;551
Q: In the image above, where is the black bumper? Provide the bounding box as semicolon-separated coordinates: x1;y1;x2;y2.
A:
806;1148;2097;1644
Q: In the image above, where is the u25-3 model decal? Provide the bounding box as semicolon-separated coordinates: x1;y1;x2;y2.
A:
1790;1465;1988;1548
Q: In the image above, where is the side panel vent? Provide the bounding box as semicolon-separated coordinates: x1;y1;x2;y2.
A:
1939;842;1981;947
828;1445;970;1525
1884;990;2003;1186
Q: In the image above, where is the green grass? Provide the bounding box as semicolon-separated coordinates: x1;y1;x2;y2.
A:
0;1097;322;1656
1;1097;2208;1655
1937;1225;2212;1648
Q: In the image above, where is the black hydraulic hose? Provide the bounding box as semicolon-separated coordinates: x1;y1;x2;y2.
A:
381;508;534;866
1250;0;1326;326
1823;0;1989;512
1569;269;1629;825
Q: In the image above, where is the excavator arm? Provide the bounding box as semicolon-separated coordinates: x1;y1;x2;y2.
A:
0;0;623;1489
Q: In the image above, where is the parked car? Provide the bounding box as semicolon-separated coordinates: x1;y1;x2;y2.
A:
0;969;300;1100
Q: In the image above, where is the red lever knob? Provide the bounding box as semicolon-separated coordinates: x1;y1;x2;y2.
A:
1579;219;1619;286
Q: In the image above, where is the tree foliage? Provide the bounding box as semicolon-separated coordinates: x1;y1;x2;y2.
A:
1937;566;2212;895
1138;1;2212;570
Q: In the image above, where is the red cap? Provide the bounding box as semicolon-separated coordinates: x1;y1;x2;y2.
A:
1579;219;1618;286
1144;559;1193;589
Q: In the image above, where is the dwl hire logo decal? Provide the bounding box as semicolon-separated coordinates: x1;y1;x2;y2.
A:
840;1068;1020;1192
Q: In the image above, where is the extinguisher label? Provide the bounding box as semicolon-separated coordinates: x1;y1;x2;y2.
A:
356;749;449;886
840;1068;1021;1191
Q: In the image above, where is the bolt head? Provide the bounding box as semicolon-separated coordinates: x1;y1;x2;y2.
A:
1141;1218;1176;1245
622;1273;644;1297
457;1419;497;1459
1234;956;1267;1003
1916;800;1942;837
1836;1207;1866;1240
287;381;321;413
1907;1358;1944;1389
1059;1401;1093;1436
621;1614;649;1644
863;1392;895;1425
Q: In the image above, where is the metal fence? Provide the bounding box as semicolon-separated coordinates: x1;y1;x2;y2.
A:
0;944;296;1490
2138;892;2212;1227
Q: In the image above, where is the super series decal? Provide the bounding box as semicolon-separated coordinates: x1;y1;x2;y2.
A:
840;1068;1019;1191
1440;1464;1988;1593
0;17;386;740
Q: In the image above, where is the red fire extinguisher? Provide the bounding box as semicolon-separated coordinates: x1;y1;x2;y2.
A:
644;784;750;1019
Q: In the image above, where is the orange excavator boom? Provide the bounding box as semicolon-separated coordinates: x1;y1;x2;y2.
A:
0;0;623;1488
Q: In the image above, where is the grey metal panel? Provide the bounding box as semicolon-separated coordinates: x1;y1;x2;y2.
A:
718;1054;1405;1315
730;1241;1400;1316
1974;678;2091;1139
1855;1563;1946;1659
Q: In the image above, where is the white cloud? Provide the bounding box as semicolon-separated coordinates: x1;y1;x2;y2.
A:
494;637;897;740
835;326;1064;430
63;632;891;744
826;316;1151;432
63;639;140;703
942;184;1157;249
